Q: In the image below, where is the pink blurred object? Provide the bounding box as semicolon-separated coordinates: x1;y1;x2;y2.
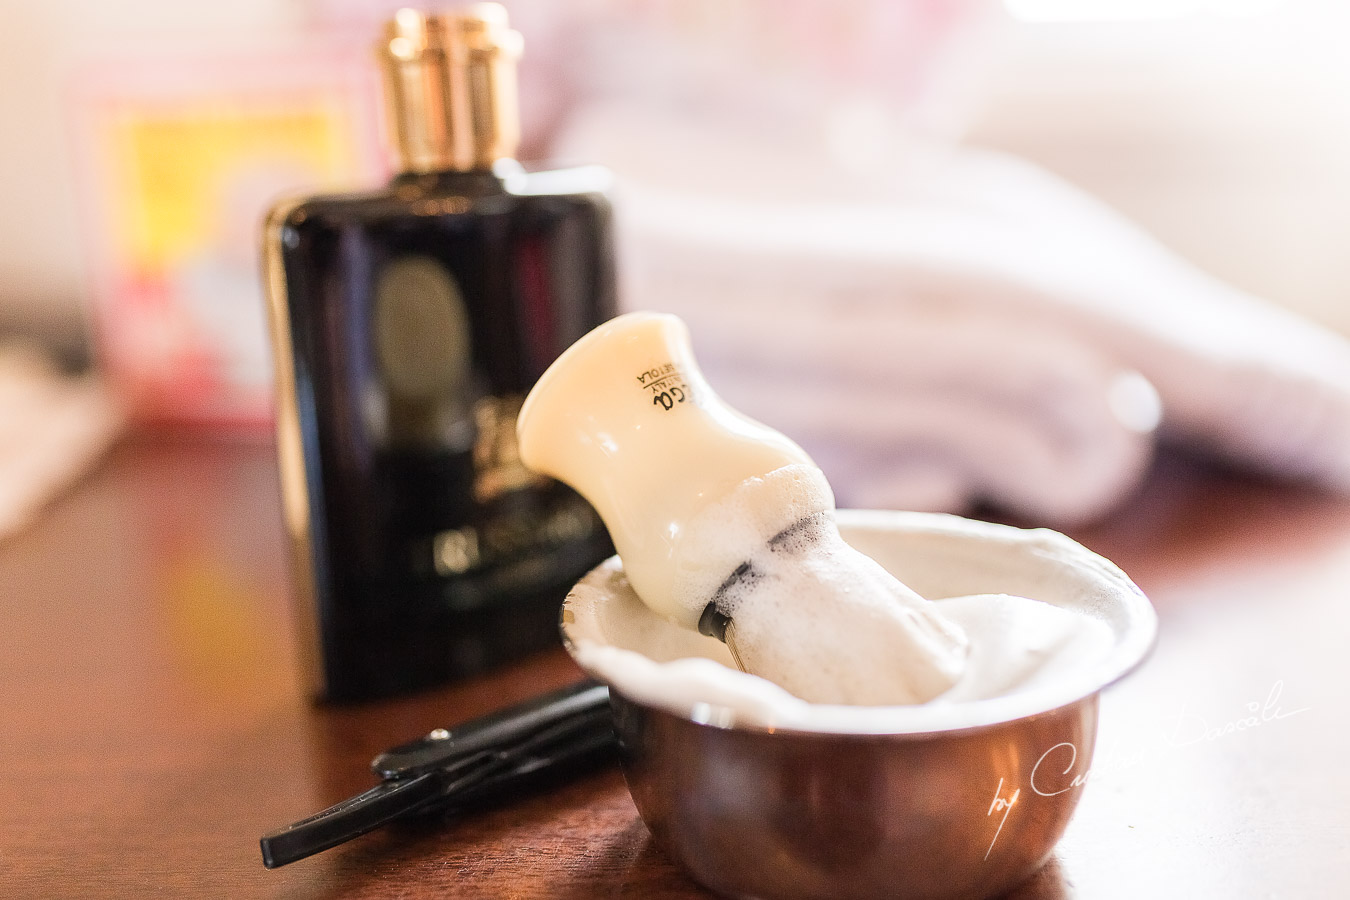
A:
72;43;382;428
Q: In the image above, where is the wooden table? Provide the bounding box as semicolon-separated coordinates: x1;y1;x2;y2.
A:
2;432;1346;898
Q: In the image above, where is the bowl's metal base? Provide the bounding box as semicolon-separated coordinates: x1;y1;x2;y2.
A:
612;690;1098;900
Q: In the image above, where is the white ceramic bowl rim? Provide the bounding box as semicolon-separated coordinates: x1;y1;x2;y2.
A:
561;509;1157;735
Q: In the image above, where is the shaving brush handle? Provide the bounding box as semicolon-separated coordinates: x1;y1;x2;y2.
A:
517;311;829;625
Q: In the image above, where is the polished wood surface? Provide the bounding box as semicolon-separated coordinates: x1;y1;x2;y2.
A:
1;433;1346;898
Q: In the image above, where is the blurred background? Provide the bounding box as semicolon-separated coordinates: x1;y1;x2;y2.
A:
977;0;1350;338
3;0;1350;529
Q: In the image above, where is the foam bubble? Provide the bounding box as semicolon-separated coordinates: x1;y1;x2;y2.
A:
568;540;1122;720
640;465;972;706
667;463;835;625
619;464;1118;708
930;593;1115;703
716;515;969;706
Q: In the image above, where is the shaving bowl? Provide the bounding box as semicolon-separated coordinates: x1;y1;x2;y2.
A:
560;509;1155;900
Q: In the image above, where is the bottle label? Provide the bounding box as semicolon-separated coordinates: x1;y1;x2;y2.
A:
471;395;544;501
374;255;473;447
431;492;602;577
433;393;603;582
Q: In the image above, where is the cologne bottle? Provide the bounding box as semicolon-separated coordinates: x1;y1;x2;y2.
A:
262;4;616;701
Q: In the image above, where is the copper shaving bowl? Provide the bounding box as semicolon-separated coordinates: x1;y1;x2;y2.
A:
561;510;1156;900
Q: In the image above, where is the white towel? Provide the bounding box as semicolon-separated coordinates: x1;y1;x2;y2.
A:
0;346;123;540
560;104;1350;525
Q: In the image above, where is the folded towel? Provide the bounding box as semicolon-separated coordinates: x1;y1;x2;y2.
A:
0;346;123;540
559;104;1350;525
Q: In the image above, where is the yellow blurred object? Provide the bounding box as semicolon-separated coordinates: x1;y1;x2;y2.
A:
77;47;382;427
109;104;358;271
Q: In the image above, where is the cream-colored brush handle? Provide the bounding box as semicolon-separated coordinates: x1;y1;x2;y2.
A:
517;311;833;626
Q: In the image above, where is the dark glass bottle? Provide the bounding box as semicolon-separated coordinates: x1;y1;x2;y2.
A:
262;5;615;701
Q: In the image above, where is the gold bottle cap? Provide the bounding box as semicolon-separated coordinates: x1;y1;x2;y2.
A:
378;4;523;174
